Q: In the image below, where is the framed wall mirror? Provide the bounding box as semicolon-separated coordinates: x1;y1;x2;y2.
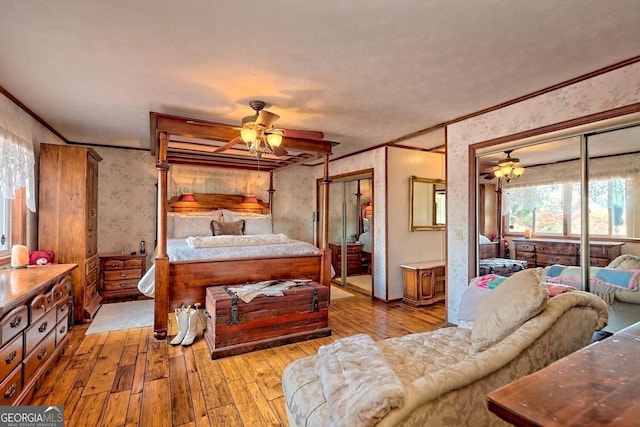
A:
409;176;446;231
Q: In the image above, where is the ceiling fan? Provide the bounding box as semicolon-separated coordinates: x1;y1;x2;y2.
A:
213;100;324;158
479;150;525;182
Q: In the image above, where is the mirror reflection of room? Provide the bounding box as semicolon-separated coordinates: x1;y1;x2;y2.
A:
325;173;373;296
476;121;640;332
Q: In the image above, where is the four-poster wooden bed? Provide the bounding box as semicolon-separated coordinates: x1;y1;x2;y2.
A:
149;112;336;339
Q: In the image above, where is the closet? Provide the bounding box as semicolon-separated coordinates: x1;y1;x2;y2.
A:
38;143;102;323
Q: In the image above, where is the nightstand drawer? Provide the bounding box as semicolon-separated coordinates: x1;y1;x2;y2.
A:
103;280;139;292
104;269;142;281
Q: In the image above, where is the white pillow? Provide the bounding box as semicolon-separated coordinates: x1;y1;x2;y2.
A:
167;210;223;238
470;268;548;353
242;216;273;235
173;215;220;238
362;217;370;232
223;210;273;235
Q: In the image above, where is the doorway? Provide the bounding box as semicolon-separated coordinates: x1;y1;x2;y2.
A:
317;170;373;296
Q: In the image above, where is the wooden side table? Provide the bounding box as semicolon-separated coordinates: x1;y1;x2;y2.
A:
98;253;147;302
487;321;640;426
401;261;446;307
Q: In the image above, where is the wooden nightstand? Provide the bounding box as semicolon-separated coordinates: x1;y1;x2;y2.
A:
98;253;147;302
329;242;363;275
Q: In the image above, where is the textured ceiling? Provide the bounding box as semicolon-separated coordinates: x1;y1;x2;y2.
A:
1;1;639;159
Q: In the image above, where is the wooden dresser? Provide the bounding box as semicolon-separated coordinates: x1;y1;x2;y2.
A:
401;261;446;307
98;253;147;302
38;143;102;323
0;264;75;405
513;238;623;268
329;242;363;275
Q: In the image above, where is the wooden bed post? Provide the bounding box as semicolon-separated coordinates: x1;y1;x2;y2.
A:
268;172;275;215
154;131;170;340
320;154;332;287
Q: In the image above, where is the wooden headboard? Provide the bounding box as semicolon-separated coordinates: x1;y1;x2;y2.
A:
479;241;499;259
168;193;269;214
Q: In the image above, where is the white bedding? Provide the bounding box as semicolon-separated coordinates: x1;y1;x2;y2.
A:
137;236;322;297
359;231;372;253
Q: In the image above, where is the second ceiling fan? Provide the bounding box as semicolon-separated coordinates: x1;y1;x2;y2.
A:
215;100;324;157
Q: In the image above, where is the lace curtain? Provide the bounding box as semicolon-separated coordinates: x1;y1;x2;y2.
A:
0;125;36;212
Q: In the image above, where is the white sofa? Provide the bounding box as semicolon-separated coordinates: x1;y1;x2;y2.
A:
282;268;608;427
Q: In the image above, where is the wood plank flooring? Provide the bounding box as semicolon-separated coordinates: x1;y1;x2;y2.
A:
29;289;446;427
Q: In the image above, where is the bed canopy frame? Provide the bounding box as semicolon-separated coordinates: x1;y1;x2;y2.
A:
151;112;336;339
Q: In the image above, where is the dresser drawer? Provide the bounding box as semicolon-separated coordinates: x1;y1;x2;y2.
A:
535;243;577;256
0;365;22;406
0;305;28;347
29;293;51;323
56;315;69;346
515;243;536;252
23;329;56;383
104;269;142;281
56;298;70;323
24;308;57;355
0;334;23;381
536;254;577;266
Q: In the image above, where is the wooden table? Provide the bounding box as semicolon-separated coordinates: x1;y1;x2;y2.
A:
487;321;640;426
401;261;446;307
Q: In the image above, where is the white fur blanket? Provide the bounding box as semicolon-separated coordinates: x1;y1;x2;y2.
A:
186;233;289;248
316;334;406;427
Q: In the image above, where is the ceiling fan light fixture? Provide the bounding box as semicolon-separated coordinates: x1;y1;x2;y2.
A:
266;132;282;147
241;127;257;144
493;151;525;182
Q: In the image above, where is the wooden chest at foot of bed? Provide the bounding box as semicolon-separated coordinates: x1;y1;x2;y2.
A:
204;282;331;359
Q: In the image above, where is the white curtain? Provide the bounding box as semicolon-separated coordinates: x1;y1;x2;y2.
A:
0;125;36;212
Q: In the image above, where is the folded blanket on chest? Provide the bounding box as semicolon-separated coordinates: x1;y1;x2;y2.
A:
316;333;406;427
543;264;640;304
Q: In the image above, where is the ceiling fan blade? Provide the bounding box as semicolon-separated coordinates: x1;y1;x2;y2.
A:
273;145;288;156
256;110;280;128
281;129;324;140
213;136;242;153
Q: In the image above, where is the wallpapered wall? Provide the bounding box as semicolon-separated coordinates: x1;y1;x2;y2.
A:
445;61;640;324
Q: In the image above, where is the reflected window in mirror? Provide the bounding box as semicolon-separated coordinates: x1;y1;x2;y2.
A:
409;176;446;231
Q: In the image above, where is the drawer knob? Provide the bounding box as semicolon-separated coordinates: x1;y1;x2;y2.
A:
5;351;16;365
10;316;22;328
120;272;127;277
59;305;67;313
38;321;49;333
4;383;16;398
37;348;47;360
59;325;66;334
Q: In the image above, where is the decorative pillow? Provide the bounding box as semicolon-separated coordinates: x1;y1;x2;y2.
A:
470;268;548;353
29;250;55;265
210;219;245;236
457;284;492;326
173;215;219;238
608;254;640;270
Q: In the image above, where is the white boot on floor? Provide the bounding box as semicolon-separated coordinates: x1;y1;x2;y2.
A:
170;305;190;346
181;307;199;346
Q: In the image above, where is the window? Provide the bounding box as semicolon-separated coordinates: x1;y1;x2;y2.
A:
505;177;629;239
0;197;10;257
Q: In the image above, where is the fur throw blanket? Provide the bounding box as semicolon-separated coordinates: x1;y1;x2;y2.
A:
316;334;406;426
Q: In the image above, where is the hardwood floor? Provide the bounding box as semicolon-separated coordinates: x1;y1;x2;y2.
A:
29;291;446;427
